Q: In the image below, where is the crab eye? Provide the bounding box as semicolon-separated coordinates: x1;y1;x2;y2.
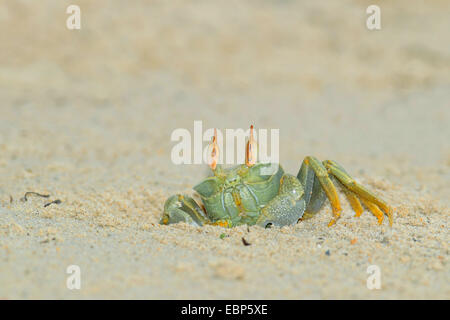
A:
246;125;257;167
207;128;219;171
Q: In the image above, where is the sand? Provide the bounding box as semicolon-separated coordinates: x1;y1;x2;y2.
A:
0;0;449;299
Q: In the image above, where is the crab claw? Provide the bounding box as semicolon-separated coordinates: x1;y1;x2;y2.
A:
160;194;208;226
255;174;306;228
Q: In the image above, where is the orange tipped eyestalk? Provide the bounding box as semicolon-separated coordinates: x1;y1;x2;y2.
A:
246;125;257;167
207;128;219;171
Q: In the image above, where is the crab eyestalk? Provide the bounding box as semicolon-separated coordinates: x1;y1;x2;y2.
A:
246;125;257;167
207;128;220;171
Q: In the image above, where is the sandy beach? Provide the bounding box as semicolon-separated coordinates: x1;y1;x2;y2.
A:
0;1;448;299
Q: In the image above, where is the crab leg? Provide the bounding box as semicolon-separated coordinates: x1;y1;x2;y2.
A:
341;188;364;217
323;160;393;226
359;198;385;225
301;156;342;226
330;176;364;217
297;161;327;220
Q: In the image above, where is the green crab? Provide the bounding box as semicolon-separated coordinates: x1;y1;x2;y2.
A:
160;126;392;228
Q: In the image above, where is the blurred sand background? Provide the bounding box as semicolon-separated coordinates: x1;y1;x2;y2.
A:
0;0;449;299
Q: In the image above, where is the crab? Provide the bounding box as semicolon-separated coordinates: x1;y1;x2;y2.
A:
160;126;392;228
